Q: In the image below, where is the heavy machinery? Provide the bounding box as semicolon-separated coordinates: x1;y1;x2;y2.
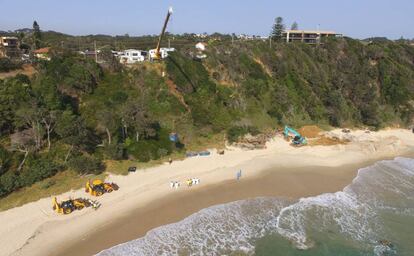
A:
151;7;173;61
85;179;119;196
283;126;307;146
52;197;99;215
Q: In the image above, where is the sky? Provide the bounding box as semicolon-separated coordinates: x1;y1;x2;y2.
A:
0;0;413;39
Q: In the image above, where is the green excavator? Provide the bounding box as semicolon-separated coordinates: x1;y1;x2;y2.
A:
283;126;307;146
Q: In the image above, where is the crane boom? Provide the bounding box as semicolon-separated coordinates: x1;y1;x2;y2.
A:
155;7;173;59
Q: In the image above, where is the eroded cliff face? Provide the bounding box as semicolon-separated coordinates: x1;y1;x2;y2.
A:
167;38;414;129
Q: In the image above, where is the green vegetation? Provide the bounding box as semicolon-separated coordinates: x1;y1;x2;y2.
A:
227;126;260;143
0;58;21;72
290;21;299;30
0;170;106;211
0;37;413;203
32;21;42;49
271;17;285;40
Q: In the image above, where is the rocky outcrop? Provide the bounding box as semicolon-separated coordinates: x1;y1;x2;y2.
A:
232;132;276;150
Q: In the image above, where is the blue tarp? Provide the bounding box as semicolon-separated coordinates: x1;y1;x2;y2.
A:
185;151;211;157
186;151;198;157
198;151;210;156
169;133;179;142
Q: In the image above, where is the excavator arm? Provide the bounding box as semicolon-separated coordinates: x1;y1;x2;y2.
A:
283;126;298;137
85;181;91;193
52;197;61;213
283;126;307;145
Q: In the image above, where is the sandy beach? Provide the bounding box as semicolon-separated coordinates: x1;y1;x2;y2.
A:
1;128;414;256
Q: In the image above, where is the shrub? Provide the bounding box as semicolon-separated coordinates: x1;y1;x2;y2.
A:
41;180;56;189
103;143;125;160
0;146;11;176
0;171;19;197
227;126;260;143
238;53;267;80
67;154;104;175
126;129;173;162
157;148;169;158
0;58;20;72
19;158;61;187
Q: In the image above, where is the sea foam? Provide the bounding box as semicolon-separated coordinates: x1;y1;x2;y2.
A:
98;198;290;256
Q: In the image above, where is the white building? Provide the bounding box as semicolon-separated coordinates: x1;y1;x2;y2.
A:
237;34;257;40
195;33;208;39
118;49;147;64
195;42;206;51
149;47;175;60
194;42;207;60
0;36;19;58
282;30;342;44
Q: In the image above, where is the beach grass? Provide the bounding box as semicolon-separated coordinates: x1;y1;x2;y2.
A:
105;151;187;176
0;170;107;211
0;158;176;211
185;132;226;151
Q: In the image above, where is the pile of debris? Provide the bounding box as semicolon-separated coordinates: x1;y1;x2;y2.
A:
297;125;350;146
233;132;275;150
297;125;323;138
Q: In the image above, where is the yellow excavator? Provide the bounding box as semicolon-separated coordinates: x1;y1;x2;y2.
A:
85;179;119;196
151;7;173;61
52;197;98;215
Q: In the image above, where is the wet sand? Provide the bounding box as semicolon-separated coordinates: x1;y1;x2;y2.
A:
57;160;382;256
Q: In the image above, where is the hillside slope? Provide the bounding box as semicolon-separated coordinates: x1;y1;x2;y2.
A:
0;38;413;199
171;38;414;129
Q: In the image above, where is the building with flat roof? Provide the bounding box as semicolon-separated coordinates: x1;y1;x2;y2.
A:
282;30;342;44
0;36;20;58
118;49;146;64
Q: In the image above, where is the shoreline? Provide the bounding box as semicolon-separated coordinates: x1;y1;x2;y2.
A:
1;128;414;256
57;159;395;256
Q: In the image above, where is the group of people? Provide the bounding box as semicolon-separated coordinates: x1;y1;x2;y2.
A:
186;178;200;187
169;178;200;189
169;169;242;190
170;181;180;189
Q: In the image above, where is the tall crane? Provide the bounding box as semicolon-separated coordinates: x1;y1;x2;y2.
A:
153;7;173;60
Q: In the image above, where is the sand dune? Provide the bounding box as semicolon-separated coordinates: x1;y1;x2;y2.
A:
1;128;413;256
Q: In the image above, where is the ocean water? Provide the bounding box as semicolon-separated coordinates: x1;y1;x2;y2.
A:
97;157;414;256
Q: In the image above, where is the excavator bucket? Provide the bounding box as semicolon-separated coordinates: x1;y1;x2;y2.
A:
105;182;119;192
52;197;60;212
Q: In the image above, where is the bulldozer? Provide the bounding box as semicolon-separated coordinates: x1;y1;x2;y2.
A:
85;179;119;197
52;197;99;215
